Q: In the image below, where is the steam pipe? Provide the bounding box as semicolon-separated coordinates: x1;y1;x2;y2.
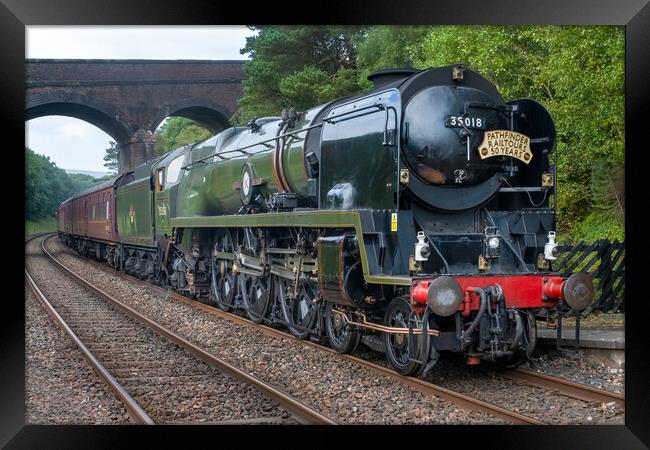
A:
429;239;450;274
461;287;488;348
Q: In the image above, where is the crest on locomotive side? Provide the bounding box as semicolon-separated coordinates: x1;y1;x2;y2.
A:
478;130;533;164
240;163;254;205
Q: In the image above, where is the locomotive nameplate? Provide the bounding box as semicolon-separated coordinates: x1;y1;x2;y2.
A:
478;130;532;164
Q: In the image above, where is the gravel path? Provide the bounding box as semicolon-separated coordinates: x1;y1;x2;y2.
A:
47;237;503;424
26;236;293;424
25;282;132;424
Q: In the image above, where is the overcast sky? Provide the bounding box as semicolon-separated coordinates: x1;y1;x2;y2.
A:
25;26;254;173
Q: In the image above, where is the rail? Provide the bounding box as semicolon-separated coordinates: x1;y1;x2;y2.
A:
34;234;336;425
501;367;624;412
25;234;155;425
61;245;544;424
49;235;626;424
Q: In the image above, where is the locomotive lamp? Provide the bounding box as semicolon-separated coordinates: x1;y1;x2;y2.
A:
544;231;559;261
415;231;431;262
483;227;501;259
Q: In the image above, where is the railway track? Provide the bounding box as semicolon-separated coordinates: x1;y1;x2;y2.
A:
158;296;545;424
497;367;624;412
44;234;625;424
45;236;545;424
26;234;335;425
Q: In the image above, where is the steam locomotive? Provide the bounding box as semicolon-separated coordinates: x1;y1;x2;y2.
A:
57;65;594;376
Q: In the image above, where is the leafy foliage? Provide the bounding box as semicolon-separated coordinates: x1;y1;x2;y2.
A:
68;173;101;192
355;26;429;80
25;216;57;234
25;147;107;220
591;159;611;211
103;141;119;173
409;26;624;239
159;117;212;153
566;211;624;244
235;26;367;123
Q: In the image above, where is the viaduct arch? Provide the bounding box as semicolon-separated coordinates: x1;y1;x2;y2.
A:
26;59;246;173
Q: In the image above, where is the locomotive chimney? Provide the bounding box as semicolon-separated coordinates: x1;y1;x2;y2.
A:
367;68;418;89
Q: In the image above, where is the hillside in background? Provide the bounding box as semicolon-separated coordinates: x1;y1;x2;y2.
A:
25;147;112;228
65;168;111;179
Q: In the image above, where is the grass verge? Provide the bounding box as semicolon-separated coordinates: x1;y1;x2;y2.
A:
25;216;57;235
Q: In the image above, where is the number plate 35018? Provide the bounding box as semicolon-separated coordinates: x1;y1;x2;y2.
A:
444;115;486;130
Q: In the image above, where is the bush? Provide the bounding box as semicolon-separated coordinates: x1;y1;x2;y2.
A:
565;211;624;244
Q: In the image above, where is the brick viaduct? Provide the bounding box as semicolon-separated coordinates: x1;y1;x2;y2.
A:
26;59;246;173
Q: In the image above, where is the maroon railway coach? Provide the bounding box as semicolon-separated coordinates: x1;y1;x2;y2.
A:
56;175;128;265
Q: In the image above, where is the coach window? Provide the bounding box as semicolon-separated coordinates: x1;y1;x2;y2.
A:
156;168;165;192
166;155;184;185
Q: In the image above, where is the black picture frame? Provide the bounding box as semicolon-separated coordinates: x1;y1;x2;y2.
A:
4;0;649;447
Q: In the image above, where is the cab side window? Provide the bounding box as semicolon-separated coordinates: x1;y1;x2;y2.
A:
166;155;184;184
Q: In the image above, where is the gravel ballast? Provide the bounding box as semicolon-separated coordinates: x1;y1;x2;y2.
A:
25;282;132;424
26;236;293;424
46;237;504;424
527;349;624;394
354;341;622;425
46;236;624;424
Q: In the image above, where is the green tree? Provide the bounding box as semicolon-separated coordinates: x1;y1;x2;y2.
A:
68;173;101;192
411;25;624;239
95;173;117;183
355;26;429;81
25;147;49;218
25;148;76;219
153;128;167;157
103;141;119;173
26;148;111;220
590;158;611;212
235;26;367;123
159;117;212;153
